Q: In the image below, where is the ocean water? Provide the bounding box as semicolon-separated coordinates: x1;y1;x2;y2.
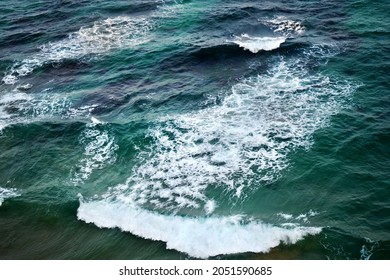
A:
0;0;389;259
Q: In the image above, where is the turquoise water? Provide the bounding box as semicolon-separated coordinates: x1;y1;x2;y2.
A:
0;0;389;259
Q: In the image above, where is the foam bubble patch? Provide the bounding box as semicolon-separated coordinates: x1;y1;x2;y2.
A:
103;55;356;215
0;187;20;206
0;89;99;131
78;199;321;258
1;0;190;86
264;16;305;36
2;16;153;85
71;123;118;185
278;210;319;223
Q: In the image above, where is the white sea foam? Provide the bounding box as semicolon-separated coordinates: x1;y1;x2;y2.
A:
0;91;31;107
232;34;286;53
66;15;362;256
0;1;184;131
277;213;294;220
158;0;187;18
278;210;319;223
71;123;118;185
1;0;187;86
0;187;20;206
3;14;122;126
264;16;305;36
0;91;32;131
77;52;355;257
231;17;303;54
78;198;321;258
2;16;153;85
91;116;103;124
101;56;355;215
0;89;100;131
360;238;378;260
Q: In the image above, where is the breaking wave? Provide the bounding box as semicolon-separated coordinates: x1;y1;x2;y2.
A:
102;55;355;215
78;198;321;258
231;17;304;53
232;34;286;53
77;45;356;257
0;187;20;206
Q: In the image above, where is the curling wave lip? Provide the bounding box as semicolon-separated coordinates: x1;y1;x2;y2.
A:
231;34;286;53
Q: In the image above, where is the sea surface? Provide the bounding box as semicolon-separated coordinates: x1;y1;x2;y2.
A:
0;0;389;259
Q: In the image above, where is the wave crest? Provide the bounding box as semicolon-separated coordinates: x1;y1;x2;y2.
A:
78;198;321;258
0;187;20;206
232;34;286;53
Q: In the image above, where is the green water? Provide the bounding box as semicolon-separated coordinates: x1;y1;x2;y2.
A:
0;0;389;259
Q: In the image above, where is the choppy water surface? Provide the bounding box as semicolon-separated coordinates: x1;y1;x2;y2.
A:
0;0;389;259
